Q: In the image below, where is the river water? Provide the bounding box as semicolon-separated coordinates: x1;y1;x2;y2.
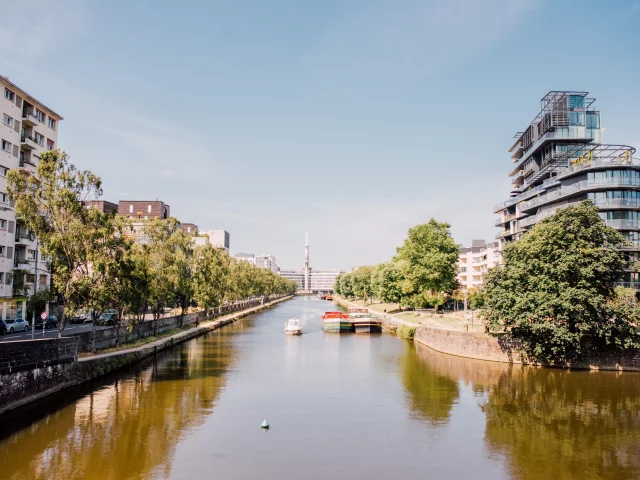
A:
1;296;639;480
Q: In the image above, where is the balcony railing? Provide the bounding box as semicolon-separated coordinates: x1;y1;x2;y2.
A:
22;110;38;126
20;134;39;150
521;178;640;211
558;157;640;180
604;219;640;230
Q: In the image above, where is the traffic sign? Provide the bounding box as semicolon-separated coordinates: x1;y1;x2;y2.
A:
40;312;48;320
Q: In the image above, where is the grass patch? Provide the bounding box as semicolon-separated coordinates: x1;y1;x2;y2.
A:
397;325;416;339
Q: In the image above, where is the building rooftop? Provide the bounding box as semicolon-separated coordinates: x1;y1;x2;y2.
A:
1;74;64;120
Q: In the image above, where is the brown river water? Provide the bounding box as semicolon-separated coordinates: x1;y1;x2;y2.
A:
1;296;639;480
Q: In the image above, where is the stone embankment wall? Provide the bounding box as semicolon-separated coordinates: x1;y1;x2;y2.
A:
414;326;640;371
0;296;291;416
0;337;79;414
70;299;267;352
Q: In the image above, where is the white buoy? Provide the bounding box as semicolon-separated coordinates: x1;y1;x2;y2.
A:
261;419;269;429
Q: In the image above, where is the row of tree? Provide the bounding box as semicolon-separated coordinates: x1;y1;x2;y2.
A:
7;150;297;337
334;219;460;311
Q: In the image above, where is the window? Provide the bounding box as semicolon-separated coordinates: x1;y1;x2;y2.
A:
586;112;600;129
46;139;54;150
0;219;5;230
2;114;12;127
35;109;45;122
0;166;8;177
26;274;34;284
144;215;148;220
39;274;47;286
129;204;133;213
1;140;10;152
0;246;4;256
6;246;12;259
0;193;7;203
34;132;43;145
4;273;9;285
147;204;152;213
4;89;15;102
48;117;56;130
27;250;36;260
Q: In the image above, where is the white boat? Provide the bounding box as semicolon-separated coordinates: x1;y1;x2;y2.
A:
284;318;302;335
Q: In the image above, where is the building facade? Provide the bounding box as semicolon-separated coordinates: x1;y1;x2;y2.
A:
85;200;119;214
457;240;500;291
1;75;62;318
118;200;170;221
202;229;230;253
494;91;639;287
234;253;256;265
255;254;278;273
180;223;198;235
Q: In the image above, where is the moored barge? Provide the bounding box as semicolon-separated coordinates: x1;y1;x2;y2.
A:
322;311;353;333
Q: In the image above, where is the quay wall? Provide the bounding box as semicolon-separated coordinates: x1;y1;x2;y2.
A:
414;326;640;371
0;296;292;416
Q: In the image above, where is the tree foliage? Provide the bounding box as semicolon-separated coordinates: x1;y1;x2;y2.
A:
482;202;640;363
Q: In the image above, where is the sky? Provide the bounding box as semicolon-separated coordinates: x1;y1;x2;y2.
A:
1;0;639;270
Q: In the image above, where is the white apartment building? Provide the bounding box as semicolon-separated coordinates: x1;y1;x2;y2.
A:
255;254;278;273
1;75;62;319
202;229;230;253
457;240;500;291
235;253;256;265
279;268;343;293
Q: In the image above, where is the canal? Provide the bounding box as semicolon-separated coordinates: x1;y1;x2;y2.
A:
1;296;640;479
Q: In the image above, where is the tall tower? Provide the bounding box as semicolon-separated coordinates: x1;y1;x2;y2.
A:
304;228;310;292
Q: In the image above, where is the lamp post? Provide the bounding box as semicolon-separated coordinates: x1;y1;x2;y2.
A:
30;233;38;340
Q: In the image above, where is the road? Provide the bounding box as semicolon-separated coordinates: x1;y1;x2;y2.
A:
0;322;112;342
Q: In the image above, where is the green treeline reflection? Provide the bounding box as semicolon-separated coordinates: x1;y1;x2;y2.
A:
408;342;640;480
0;336;235;480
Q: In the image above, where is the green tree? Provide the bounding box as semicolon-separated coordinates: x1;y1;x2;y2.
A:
27;287;53;320
482;201;640;363
372;261;403;305
7;150;111;336
193;244;230;317
351;265;375;303
333;273;343;296
468;287;486;310
339;272;354;299
394;219;459;312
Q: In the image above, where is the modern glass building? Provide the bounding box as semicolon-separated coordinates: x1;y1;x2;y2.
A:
494;91;639;287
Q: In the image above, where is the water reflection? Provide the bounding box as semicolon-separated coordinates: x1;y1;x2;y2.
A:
411;342;640;480
402;343;460;425
0;330;236;480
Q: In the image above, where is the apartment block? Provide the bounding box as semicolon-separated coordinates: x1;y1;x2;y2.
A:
457;240;500;291
202;229;230;253
255;254;278;273
118;200;170;221
0;75;62;319
494;91;639;287
235;253;256;265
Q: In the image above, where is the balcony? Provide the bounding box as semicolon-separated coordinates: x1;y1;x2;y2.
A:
604;219;640;230
614;282;640;290
22;110;38;127
495;212;517;226
520;178;640;212
20;134;39;150
14;231;32;245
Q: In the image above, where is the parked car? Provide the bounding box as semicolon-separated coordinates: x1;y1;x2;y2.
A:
35;315;58;329
0;320;6;335
5;318;30;333
96;312;119;326
69;310;88;324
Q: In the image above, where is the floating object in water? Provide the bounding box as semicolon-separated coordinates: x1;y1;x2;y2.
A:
284;318;302;335
261;419;270;429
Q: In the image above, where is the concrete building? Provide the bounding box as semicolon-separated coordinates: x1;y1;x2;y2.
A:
202;229;230;253
457;240;500;291
494;91;639;287
279;270;305;290
235;253;256;265
255;254;278;273
1;75;62;319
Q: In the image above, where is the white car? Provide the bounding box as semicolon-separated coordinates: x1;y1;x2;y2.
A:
5;318;30;333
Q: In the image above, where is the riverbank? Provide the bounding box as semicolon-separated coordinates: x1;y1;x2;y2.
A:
333;296;640;371
0;295;292;416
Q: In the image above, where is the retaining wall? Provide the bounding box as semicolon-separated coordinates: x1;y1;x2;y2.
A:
414;326;640;371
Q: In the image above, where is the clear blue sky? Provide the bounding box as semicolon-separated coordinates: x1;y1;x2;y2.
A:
2;0;639;270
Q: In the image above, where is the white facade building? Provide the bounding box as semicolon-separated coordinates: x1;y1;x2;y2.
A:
0;75;61;319
457;240;500;291
235;252;256;265
203;229;230;253
255;254;278;273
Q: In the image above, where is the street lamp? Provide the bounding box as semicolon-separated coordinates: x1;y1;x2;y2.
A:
29;232;39;340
